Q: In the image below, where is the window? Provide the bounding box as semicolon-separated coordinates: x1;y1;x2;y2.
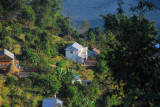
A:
70;51;73;53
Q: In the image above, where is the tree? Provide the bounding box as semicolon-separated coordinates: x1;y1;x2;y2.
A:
0;5;3;16
130;0;155;19
78;20;90;34
88;32;95;41
101;12;160;106
0;27;9;48
17;5;35;26
40;31;49;50
31;0;62;29
38;74;61;96
5;76;17;88
0;0;23;15
11;22;22;37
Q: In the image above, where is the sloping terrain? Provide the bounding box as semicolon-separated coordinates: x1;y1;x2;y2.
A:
62;0;160;32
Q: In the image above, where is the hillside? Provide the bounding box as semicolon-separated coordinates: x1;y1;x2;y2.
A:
62;0;160;32
1;0;160;106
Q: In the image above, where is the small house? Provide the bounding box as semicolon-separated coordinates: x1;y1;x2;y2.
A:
0;49;19;69
88;48;100;57
65;42;88;63
42;98;63;107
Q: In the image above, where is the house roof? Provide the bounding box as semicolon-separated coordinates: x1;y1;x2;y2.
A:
0;49;14;59
93;48;100;54
65;42;83;50
42;98;63;107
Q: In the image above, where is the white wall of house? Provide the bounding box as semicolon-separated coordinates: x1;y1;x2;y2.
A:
66;50;78;60
65;50;84;63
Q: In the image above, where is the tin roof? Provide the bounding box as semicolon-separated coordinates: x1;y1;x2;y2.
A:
0;49;14;59
42;98;63;107
65;42;83;50
93;48;100;54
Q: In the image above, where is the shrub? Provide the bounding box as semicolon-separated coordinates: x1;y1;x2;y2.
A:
5;76;17;88
76;64;82;72
18;78;32;88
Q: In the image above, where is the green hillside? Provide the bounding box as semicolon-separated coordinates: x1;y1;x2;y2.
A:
1;0;160;107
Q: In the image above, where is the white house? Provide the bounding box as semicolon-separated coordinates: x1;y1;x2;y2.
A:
65;42;88;63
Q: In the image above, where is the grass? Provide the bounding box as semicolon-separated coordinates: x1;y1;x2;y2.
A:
51;35;63;44
12;43;22;55
80;69;95;81
51;55;64;62
1;87;10;106
0;96;3;107
19;33;25;42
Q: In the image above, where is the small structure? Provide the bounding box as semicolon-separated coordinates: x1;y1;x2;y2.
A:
81;80;91;86
85;59;97;66
65;42;88;63
42;98;63;107
0;49;19;69
72;74;91;86
72;74;82;84
88;48;100;57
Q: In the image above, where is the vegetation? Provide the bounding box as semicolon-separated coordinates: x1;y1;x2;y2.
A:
0;0;160;107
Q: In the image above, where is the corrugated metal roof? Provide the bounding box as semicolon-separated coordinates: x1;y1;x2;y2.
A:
0;49;14;59
93;48;100;54
65;42;83;50
42;98;63;107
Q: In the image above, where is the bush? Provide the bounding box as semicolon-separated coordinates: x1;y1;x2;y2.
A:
76;64;82;72
5;76;17;88
18;78;32;88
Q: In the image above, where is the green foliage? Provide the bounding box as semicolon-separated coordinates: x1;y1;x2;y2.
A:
98;60;108;73
11;22;22;37
5;76;17;88
40;31;49;50
88;32;95;41
0;0;22;14
18;5;35;25
0;4;3;15
101;12;160;106
31;0;62;30
37;74;61;96
55;41;66;55
18;78;32;88
24;32;32;41
71;30;79;39
0;27;9;40
66;86;78;99
67;84;99;107
130;0;155;17
96;92;121;107
76;64;82;72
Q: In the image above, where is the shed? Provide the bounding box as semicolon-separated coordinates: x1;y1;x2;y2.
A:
88;48;100;56
0;49;14;61
0;49;16;69
42;98;63;107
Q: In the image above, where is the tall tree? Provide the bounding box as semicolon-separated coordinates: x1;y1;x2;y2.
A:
17;5;35;26
0;0;24;15
101;12;160;106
